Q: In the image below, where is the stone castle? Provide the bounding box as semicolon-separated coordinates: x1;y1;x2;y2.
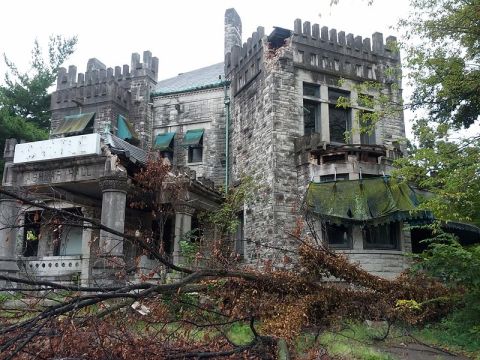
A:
2;9;474;285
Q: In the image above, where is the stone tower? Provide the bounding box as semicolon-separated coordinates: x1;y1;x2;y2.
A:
50;51;159;149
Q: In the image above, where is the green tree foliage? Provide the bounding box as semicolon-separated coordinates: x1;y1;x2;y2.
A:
0;35;76;178
401;0;480;129
0;35;77;128
394;0;480;225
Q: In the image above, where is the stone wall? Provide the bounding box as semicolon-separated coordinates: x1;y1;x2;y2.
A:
152;88;227;187
228;37;303;264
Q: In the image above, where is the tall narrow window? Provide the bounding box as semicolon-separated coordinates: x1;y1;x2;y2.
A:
328;88;351;143
183;129;204;164
303;83;321;135
303;100;318;135
358;94;376;145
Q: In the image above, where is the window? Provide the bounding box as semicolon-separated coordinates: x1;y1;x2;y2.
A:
52;208;83;256
303;100;318;135
184;129;204;163
188;143;203;163
359;112;376;145
155;132;175;163
358;94;375;145
328;88;351;143
303;83;321;135
363;222;400;250
23;211;41;257
303;83;320;97
323;223;352;249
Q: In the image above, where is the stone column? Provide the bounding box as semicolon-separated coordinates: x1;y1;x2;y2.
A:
320;85;330;142
98;174;128;257
0;190;21;285
80;206;97;287
173;204;195;265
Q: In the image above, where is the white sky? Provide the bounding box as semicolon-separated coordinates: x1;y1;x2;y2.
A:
0;0;413;132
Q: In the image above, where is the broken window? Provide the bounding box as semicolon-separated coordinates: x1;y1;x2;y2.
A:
323;223;352;249
363;222;400;250
328;88;351;143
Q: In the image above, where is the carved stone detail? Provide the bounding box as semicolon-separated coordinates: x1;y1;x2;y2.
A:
99;175;129;193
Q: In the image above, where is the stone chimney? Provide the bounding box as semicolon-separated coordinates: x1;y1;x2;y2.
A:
224;8;242;56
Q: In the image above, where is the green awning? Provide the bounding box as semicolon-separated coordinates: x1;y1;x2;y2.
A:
52;112;95;135
116;115;137;140
182;129;204;146
306;177;433;225
154;132;175;151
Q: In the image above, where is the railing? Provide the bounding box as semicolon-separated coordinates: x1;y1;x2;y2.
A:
294;133;402;166
19;256;82;276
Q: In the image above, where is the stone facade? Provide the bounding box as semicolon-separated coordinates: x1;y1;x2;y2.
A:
152;87;227;187
1;8;439;283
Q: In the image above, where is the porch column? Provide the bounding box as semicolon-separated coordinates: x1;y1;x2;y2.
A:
0;189;21;284
80;206;97;287
173;204;195;265
98;174;128;258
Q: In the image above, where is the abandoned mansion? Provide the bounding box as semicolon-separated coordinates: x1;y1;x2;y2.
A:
1;9;478;286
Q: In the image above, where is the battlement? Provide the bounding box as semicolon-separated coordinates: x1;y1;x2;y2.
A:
225;26;265;72
292;19;399;60
56;50;159;91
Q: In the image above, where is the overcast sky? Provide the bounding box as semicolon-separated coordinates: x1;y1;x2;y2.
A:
0;0;413;130
0;0;410;79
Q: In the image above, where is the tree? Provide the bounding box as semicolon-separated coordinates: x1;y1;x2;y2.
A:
392;0;480;346
0;35;77;179
400;0;480;129
0;35;77;128
0;166;454;359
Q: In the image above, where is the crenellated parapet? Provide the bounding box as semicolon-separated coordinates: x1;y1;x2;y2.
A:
292;19;399;59
225;26;265;94
291;19;400;83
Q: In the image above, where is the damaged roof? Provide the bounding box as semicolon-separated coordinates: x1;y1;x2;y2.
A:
306;177;434;225
103;133;147;165
152;62;226;96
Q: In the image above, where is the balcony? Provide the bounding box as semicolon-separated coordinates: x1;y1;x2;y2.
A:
294;133;402;167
